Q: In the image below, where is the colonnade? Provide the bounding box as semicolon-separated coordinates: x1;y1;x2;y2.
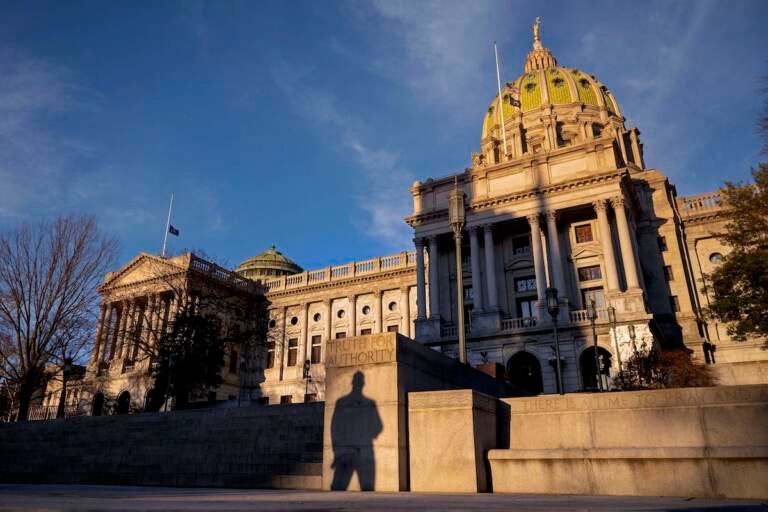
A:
413;194;641;322
91;293;176;369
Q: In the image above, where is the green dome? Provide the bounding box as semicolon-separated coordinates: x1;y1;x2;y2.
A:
236;245;303;281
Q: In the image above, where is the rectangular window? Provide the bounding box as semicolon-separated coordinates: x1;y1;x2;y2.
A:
310;335;322;364
574;224;594;244
387;325;399;333
266;341;275;369
658;236;668;252
577;265;602;282
335;331;346;339
287;338;298;367
515;276;537;293
464;286;474;302
228;349;238;374
664;265;674;281
258;397;269;405
304;393;318;403
512;235;531;255
581;287;606;309
280;395;292;404
516;298;537;318
360;328;372;335
670;295;680;312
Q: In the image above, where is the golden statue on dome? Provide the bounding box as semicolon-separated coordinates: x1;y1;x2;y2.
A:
532;16;542;49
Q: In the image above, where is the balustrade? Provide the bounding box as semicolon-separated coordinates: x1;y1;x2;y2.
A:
679;192;722;211
500;316;538;331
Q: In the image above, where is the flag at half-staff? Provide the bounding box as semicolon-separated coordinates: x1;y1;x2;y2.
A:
161;193;179;257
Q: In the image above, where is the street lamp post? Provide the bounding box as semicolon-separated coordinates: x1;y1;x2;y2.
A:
546;287;564;395
586;300;603;392
448;179;467;364
56;357;73;419
607;305;625;387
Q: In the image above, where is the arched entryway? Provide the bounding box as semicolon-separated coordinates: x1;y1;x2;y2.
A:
116;391;131;414
91;392;104;416
580;346;613;391
507;351;543;395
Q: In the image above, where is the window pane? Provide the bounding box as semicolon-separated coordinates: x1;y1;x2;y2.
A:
515;276;537;293
575;224;593;243
578;265;602;282
361;328;372;335
311;344;322;364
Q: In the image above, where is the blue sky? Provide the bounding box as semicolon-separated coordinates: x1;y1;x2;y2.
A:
1;0;766;271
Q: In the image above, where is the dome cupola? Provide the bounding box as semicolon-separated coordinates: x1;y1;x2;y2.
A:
236;245;303;282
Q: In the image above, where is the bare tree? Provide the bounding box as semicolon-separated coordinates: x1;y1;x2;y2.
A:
0;215;117;420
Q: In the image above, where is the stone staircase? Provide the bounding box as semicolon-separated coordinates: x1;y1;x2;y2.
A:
0;402;325;490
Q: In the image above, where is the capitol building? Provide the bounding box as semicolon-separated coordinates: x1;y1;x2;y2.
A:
44;23;764;415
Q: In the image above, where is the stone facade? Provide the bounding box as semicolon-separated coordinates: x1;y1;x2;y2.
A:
78;23;765;410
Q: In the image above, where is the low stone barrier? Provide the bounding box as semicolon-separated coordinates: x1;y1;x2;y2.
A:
487;385;768;499
0;402;324;489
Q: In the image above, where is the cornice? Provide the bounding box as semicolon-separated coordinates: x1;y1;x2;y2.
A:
406;170;625;227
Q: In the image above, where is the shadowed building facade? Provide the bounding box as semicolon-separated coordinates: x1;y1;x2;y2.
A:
245;24;765;403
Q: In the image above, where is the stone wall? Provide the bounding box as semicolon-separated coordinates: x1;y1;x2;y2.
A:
0;402;324;489
488;385;768;499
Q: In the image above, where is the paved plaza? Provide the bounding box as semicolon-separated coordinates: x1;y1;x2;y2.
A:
0;485;765;512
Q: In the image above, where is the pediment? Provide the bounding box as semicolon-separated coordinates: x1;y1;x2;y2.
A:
504;257;534;270
100;253;185;290
570;246;603;261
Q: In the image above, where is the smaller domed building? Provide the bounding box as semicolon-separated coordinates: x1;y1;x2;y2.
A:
236;245;303;282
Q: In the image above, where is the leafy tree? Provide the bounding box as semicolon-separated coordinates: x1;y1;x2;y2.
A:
615;348;715;390
706;165;768;342
0;215;117;420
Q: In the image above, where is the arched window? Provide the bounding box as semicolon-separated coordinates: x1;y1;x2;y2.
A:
506;351;543;395
580;346;612;391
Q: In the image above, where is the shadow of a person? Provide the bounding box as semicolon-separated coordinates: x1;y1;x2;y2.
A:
330;371;382;491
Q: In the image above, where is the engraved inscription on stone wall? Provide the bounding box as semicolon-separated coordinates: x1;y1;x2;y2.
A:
326;335;396;368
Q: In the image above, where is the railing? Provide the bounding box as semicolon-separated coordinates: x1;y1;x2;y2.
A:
440;324;471;337
190;254;255;291
569;308;608;323
265;251;417;293
501;316;538;331
25;405;89;421
678;192;722;212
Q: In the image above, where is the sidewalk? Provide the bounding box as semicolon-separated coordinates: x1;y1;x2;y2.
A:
0;484;765;511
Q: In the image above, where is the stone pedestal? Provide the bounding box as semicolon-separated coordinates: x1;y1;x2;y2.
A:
414;318;440;341
408;389;499;492
322;332;508;492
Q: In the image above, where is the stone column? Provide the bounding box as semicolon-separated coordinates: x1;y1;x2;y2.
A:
92;304;108;366
374;290;383;333
107;304;120;361
611;196;641;289
427;236;440;319
414;238;427;321
116;300;131;360
101;304;115;363
468;226;484;312
483;224;499;310
527;214;547;306
545;211;568;297
302;302;310;363
325;299;333;341
594;199;620;292
401;287;411;337
348;295;357;336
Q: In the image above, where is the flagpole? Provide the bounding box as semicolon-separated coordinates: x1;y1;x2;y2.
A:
161;193;174;258
494;41;508;161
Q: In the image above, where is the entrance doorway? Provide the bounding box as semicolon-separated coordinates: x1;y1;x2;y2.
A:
506;351;543;395
580;346;613;391
91;392;104;416
116;391;131;414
